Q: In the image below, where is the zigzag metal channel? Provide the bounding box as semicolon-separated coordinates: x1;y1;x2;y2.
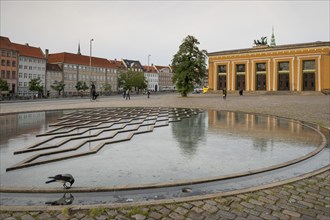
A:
7;108;203;172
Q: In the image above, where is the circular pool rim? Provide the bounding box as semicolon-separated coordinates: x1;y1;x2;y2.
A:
0;109;327;193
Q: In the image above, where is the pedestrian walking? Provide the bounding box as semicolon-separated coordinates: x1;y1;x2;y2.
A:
147;90;150;99
239;89;243;96
123;90;126;99
126;89;130;100
222;88;227;100
90;83;97;100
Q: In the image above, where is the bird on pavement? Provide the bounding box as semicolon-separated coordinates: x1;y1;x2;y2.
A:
45;193;74;205
45;174;75;189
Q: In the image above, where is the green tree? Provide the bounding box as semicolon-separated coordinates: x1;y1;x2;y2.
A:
0;78;9;92
103;82;112;95
118;70;135;90
171;35;207;97
75;81;89;96
29;77;44;97
51;80;65;97
81;81;89;93
119;70;148;93
75;81;83;92
132;72;147;92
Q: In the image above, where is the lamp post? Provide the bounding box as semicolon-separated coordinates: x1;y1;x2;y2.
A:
148;54;151;90
89;39;94;84
148;54;151;70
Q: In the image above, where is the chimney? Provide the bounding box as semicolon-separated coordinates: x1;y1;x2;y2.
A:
45;49;49;59
25;43;29;46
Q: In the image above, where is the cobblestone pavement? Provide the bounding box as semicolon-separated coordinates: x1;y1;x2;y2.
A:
1;93;329;219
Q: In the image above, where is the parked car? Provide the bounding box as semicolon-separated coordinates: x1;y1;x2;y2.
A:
193;87;203;94
202;86;209;93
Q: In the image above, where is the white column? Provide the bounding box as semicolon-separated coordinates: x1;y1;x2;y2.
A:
291;58;295;91
318;56;321;91
297;58;300;91
267;61;270;91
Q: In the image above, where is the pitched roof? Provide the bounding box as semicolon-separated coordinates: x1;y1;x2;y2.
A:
208;41;330;56
48;52;111;68
155;65;172;72
0;36;18;51
108;59;126;69
46;63;62;72
122;59;143;70
12;43;45;59
143;65;157;73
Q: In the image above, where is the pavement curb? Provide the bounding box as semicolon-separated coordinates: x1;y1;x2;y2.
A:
1;165;329;212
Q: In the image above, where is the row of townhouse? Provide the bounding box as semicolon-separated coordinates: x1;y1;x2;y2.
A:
0;36;174;98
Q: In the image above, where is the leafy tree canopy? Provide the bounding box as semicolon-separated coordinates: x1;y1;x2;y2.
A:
51;80;65;96
171;35;207;97
118;70;147;91
0;79;9;91
132;72;148;91
103;82;112;92
75;81;89;92
29;77;44;93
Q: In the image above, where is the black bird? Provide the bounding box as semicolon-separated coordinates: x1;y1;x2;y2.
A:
45;174;75;189
45;193;74;206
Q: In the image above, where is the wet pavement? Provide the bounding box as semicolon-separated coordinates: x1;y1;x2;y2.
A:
0;92;329;219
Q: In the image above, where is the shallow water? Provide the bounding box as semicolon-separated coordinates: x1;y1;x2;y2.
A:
0;108;322;188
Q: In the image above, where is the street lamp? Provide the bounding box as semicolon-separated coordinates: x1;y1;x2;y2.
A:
89;39;94;84
147;54;151;90
148;54;151;70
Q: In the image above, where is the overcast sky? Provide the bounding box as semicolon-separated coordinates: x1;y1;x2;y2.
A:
1;0;329;66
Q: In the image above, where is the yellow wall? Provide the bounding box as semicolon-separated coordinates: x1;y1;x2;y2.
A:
208;45;330;92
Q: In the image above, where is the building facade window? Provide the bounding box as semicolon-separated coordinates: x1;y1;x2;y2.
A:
236;64;246;72
236;64;246;91
278;61;290;91
256;63;266;72
278;62;289;71
256;63;266;91
218;65;226;73
302;60;316;91
303;60;315;70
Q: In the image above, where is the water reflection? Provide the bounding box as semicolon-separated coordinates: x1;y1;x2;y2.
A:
0;111;64;146
0;108;323;188
171;112;206;157
208;110;321;148
45;193;74;206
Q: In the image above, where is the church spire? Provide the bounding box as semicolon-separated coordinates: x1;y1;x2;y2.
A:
77;42;81;55
270;26;276;47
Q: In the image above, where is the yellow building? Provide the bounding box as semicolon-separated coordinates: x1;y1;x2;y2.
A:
208;41;330;92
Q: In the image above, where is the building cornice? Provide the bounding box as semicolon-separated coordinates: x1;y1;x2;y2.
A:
207;41;330;57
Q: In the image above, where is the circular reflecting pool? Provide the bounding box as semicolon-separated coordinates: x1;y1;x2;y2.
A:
0;108;323;188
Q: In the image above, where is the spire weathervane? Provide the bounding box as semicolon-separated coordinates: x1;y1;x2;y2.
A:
270;26;276;47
